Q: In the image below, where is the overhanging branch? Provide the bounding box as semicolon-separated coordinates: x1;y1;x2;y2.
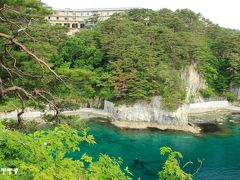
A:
0;32;62;82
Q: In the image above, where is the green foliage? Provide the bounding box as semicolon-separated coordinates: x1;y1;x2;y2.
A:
0;0;68;113
0;123;90;179
56;30;103;69
0;123;133;180
156;63;186;110
159;147;192;180
85;155;132;180
199;88;215;98
2;0;51;15
0;98;21;112
223;91;237;102
55;68;99;103
1;118;42;132
42;114;83;128
56;100;80;111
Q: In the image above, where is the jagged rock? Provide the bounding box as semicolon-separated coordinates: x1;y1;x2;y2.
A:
181;64;206;103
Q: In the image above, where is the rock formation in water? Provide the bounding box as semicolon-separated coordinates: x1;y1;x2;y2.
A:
104;96;188;125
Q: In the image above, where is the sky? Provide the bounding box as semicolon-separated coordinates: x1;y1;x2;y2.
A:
41;0;240;30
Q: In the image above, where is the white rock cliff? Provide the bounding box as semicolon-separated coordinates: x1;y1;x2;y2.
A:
104;96;188;125
181;64;206;102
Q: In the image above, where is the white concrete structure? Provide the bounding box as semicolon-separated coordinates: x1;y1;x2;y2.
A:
188;100;230;113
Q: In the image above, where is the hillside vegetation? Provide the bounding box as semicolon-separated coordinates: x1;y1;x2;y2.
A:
1;4;240;112
55;9;240;109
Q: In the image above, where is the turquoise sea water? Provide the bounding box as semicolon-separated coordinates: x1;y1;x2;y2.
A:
71;120;240;180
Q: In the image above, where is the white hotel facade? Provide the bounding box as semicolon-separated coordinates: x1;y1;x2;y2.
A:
46;8;131;29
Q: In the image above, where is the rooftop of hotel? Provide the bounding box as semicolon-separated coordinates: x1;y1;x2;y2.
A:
53;7;136;12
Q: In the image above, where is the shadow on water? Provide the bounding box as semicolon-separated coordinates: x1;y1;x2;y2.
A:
129;158;161;177
197;116;240;135
198;123;221;133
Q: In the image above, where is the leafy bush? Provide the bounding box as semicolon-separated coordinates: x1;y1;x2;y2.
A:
223;91;237;102
85;155;132;180
56;100;81;111
199;88;215;98
159;147;193;180
0;123;132;180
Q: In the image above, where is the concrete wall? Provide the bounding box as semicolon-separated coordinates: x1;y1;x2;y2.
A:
231;85;240;100
189;100;230;113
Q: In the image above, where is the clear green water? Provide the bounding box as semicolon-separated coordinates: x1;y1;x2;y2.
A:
71;121;240;180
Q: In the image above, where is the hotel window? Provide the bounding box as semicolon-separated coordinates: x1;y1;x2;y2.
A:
80;23;85;28
64;23;70;27
72;23;78;28
56;17;59;20
48;16;50;20
64;17;68;20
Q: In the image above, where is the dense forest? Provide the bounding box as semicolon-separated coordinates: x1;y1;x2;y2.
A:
0;0;239;179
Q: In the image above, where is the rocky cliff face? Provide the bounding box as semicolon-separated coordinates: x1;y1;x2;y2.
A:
230;85;240;100
181;64;206;102
104;96;188;125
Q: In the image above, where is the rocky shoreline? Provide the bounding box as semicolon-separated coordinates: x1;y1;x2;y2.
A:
60;108;201;134
2;105;239;134
0;108;199;134
1;93;239;135
110;120;201;133
1;63;240;134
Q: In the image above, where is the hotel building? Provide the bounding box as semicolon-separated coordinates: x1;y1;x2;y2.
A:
46;8;131;29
